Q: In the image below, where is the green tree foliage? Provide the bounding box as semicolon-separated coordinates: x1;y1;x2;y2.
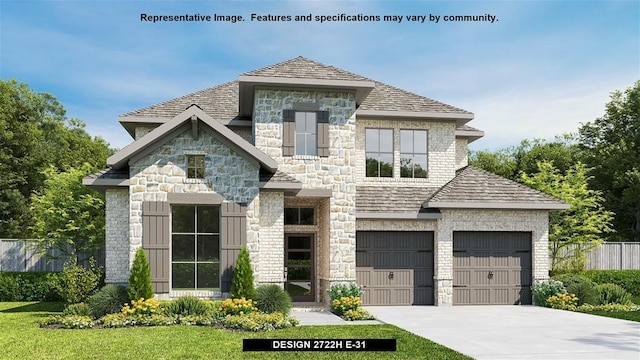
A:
469;136;581;181
128;248;154;301
52;257;102;304
0;79;112;238
29;164;105;259
231;246;255;299
521;161;614;273
579;81;640;241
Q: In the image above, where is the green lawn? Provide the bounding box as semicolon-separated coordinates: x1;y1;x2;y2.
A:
582;309;640;322
0;302;471;360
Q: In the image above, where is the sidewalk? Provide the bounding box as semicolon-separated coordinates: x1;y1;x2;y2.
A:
291;306;382;326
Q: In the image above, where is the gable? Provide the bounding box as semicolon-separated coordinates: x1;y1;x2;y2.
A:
108;105;277;172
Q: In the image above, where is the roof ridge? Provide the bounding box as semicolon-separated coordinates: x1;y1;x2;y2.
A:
120;80;238;117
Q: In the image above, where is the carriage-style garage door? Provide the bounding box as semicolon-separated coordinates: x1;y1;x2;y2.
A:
356;231;434;305
453;231;532;305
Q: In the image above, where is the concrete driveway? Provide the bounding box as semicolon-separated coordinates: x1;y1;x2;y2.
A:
366;305;640;360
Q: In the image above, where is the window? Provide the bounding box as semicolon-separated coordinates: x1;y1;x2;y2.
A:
295;112;317;156
187;155;204;179
400;130;428;178
365;129;393;177
171;205;220;290
284;207;315;225
282;109;329;157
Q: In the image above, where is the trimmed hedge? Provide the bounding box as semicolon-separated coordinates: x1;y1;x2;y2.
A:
582;270;640;296
0;272;61;301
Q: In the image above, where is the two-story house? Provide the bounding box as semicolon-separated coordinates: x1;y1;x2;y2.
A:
84;57;567;306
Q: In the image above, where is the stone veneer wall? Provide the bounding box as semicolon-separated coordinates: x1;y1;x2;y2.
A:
135;126;157;140
355;119;456;188
455;138;468;169
230;127;253;144
105;188;130;284
253;88;358;285
128;128;260;293
435;209;549;305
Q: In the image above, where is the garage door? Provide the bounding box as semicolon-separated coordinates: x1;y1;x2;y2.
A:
453;231;532;305
356;231;434;305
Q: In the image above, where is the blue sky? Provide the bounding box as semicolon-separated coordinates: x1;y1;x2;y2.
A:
1;0;638;151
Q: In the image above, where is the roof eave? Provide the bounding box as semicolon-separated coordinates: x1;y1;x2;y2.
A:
455;129;485;143
356;212;442;220
423;201;570;210
238;75;375;118
108;106;278;172
356;109;474;126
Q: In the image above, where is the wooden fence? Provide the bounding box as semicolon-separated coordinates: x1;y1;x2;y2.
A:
0;239;104;272
579;242;640;270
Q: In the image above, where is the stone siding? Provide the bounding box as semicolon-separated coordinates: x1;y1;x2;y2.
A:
455;138;468;169
355;119;456;187
128;128;259;280
105;188;130;284
253;88;358;285
230;127;253;144
135;126;157;140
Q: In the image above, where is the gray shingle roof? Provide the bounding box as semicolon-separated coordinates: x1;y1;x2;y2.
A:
242;56;370;81
122;57;471;119
86;167;128;180
427;166;568;207
359;81;472;114
357;186;440;213
260;170;301;184
122;81;240;121
456;124;481;131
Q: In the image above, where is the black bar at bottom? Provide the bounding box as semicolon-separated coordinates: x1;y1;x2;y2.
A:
243;339;396;351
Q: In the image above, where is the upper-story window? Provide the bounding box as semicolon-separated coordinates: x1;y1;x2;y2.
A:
365;129;393;177
187;155;205;179
400;130;428;178
283;109;329;157
295;112;317;156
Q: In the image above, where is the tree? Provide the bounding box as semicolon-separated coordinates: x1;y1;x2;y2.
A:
128;248;154;300
521;161;614;273
579;81;640;241
0;79;112;238
230;246;255;299
29;164;105;259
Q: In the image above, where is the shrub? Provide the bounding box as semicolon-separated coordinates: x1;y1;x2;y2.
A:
231;246;255;300
532;279;565;307
255;284;292;315
332;296;361;316
203;300;224;319
596;283;632;305
88;285;129;318
0;272;61;301
583;270;640;296
546;293;579;310
566;281;599;305
343;308;376;321
100;313;135;328
63;303;93;318
328;283;362;302
220;297;257;316
552;273;594;289
52;257;102;304
128;248;153;301
221;312;299;332
163;295;210;317
121;298;161;317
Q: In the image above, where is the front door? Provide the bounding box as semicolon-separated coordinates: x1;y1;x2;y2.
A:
285;234;314;302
